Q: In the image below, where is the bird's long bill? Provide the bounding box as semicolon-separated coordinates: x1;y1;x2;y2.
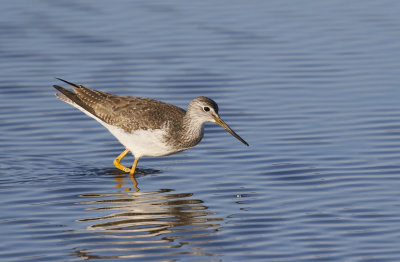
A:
214;116;249;146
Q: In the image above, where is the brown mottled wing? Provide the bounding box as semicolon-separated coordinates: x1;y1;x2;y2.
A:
85;91;186;132
54;80;186;133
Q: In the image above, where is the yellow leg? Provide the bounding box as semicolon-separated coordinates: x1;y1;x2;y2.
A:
113;149;131;173
113;149;140;191
130;157;139;176
129;158;140;191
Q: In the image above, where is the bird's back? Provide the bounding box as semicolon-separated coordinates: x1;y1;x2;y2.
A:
54;83;186;133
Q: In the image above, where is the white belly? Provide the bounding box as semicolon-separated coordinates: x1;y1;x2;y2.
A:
63;103;181;158
105;123;177;158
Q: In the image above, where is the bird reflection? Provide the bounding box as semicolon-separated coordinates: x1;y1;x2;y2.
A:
73;176;222;260
112;168;160;192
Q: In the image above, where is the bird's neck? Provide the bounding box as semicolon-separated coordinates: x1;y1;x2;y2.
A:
179;113;205;148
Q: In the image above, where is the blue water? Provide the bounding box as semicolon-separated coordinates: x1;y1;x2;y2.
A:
1;0;400;261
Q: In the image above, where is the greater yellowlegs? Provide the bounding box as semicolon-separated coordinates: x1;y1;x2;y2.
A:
54;78;248;176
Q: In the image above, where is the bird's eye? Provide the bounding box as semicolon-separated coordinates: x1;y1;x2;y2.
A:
203;106;210;112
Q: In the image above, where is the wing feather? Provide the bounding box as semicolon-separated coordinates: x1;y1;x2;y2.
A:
54;79;186;133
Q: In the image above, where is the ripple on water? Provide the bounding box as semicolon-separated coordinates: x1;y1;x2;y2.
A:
69;188;223;260
2;0;400;261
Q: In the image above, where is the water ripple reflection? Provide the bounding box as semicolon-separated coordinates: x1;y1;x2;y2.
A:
2;0;400;261
73;187;222;260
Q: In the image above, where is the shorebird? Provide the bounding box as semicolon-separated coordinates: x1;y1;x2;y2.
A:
54;78;248;177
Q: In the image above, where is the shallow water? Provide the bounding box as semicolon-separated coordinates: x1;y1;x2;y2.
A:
2;0;400;261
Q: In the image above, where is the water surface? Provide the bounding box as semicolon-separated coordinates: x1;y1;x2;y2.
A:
1;0;400;261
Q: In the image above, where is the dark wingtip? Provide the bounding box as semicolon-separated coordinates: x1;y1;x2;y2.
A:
56;78;81;88
53;84;64;91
